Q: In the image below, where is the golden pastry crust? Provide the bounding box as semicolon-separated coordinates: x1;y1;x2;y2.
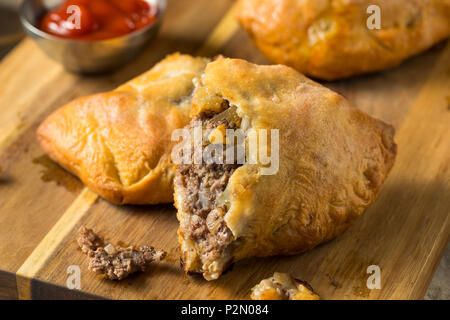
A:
37;54;209;204
237;0;450;80
175;57;396;280
251;272;320;300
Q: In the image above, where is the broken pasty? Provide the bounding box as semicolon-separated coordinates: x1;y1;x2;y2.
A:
237;0;450;80
37;54;209;204
174;57;396;280
251;273;319;300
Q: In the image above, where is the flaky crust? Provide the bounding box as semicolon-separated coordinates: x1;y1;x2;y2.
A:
176;57;396;279
37;54;209;204
237;0;450;80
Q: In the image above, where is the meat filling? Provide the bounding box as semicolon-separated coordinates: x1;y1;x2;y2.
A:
176;109;242;267
77;226;166;280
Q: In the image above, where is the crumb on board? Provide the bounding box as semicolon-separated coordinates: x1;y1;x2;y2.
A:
251;272;320;300
77;226;166;280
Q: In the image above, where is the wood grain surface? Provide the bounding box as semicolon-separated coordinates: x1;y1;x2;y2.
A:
0;0;448;300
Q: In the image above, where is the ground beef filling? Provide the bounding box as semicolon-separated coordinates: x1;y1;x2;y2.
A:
77;226;166;280
177;113;242;264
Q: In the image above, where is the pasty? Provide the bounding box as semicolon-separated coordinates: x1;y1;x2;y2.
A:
237;0;450;80
37;54;209;204
174;57;396;280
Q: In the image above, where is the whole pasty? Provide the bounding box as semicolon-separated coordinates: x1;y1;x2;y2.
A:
37;54;209;204
174;57;396;280
237;0;450;80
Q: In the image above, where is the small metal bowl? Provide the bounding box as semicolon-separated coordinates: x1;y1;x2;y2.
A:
19;0;166;74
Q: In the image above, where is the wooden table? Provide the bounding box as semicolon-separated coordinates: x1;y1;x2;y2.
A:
0;0;448;300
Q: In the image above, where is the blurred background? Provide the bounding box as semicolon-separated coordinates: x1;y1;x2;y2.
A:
0;0;23;58
0;0;447;300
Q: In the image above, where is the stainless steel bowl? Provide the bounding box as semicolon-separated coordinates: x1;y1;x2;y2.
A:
19;0;166;74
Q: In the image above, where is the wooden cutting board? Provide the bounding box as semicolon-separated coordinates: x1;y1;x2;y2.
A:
0;0;448;300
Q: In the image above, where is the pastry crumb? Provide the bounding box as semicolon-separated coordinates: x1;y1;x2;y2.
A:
251;272;320;300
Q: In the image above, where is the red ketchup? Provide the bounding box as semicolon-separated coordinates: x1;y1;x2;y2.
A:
39;0;157;41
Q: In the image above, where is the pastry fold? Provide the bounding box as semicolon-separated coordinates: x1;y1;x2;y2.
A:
37;54;209;204
174;57;396;280
237;0;450;80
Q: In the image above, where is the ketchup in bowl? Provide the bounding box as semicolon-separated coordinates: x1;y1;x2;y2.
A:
39;0;158;41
